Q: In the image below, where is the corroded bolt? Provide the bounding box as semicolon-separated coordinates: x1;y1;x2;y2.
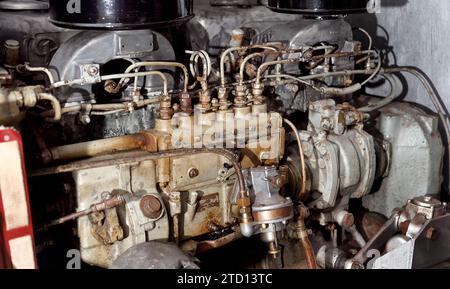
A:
180;92;192;114
104;80;118;93
159;95;173;120
188;167;200;178
140;195;163;219
87;65;99;76
334;210;354;229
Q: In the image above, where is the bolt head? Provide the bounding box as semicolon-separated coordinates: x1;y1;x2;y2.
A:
87;65;99;76
140;195;163;219
188;167;200;178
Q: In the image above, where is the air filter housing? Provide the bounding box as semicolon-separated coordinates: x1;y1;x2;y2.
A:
49;0;194;30
267;0;369;15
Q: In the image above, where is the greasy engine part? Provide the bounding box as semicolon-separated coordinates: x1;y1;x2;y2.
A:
259;20;361;113
40;131;162;164
231;166;294;257
317;196;449;269
34;102;285;267
286;97;443;226
110;242;199;269
0;85;61;125
48;0;194;30
294;204;317;269
1;0;449;270
287;99;378;210
49;30;176;104
47;29;177;144
362;102;445;218
47;194;126;227
349;196;450;269
37;146;261;268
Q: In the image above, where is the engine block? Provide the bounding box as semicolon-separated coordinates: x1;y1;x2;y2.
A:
0;0;447;270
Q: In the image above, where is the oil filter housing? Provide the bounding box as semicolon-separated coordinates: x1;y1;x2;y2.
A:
48;0;194;30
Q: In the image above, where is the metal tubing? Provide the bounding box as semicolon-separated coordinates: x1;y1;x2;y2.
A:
23;63;55;84
47;195;125;227
118;61;190;92
220;43;282;87
284;119;308;197
37;93;62;122
239;52;265;85
297;218;317;269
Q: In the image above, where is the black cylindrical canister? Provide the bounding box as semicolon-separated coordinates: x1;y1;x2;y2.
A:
267;0;369;15
49;0;194;30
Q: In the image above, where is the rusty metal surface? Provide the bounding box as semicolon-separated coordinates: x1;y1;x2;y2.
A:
357;211;387;241
195;231;242;254
170;154;223;189
89;207;124;246
32;147;248;200
48;194;125;227
44;130;162;163
74;159;170;268
31;147;240;179
252;206;293;223
139;195;163;219
294;217;317;269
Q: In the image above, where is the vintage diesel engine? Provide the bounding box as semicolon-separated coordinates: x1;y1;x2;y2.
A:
0;0;449;269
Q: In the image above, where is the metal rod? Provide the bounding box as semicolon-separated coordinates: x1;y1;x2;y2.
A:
30;148;249;200
47;195;125;227
284;119;308;198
